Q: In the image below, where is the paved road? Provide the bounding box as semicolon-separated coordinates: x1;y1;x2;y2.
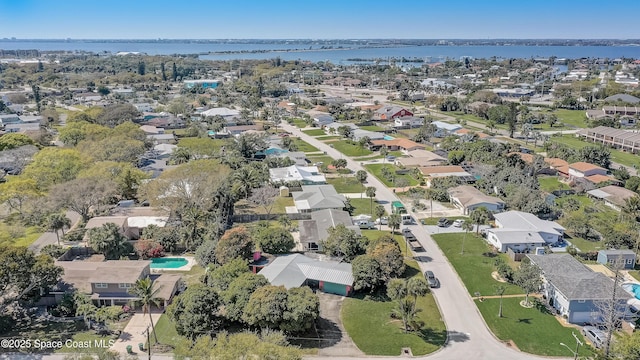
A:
29;210;81;254
282;122;566;360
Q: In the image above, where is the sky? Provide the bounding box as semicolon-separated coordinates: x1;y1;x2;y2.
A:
1;0;639;39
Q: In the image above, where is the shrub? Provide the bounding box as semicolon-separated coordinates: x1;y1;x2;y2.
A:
134;239;165;259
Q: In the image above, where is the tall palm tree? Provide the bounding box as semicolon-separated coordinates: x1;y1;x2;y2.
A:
356;170;368;198
232;166;261;199
366;186;376;215
389;213;402;235
461;221;474;254
47;212;72;245
621;195;640;222
128;277;163;344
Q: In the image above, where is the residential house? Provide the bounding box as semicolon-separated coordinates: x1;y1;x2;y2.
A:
183;79;221;89
275;151;307;166
111;88;135;98
126;216;169;239
299;209;361;251
0;114;21;126
134;103;155;112
310;112;335;127
4;123;40;133
597;250;636;269
324;122;357;134
603;94;640;104
200;107;241;124
455;128;491;140
395;149;447;168
393;116;424;129
352;129;384;142
587;185;638;211
568;162;608;180
486;211;565;252
431;121;463;137
447;185;505;215
292;185;346;213
221;124;263;136
577;126;640;154
55;260;180;307
147;133;176;144
419;165;475;188
258;254;354;296
527;254;630;324
269;165;326;185
84;216;135;241
369;138;425;152
153;143;177;159
140;125;165;135
374;106;413;120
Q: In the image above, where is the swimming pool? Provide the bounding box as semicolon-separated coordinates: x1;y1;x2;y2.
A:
151;257;188;269
383;135;395;140
622;283;640;300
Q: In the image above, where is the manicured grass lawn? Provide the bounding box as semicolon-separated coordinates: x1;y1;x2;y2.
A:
177;137;226;157
629;270;640;281
290;118;308;128
302;129;326;136
554;109;589;128
538;176;570;192
307;155;335;165
342;231;446;356
234;196;293;215
349;198;377;216
316;135;341;140
153;314;182;348
432;233;522;296
476;298;594;357
359;125;385;132
161;265;205;286
364;164;420;187
566;236;604;253
0;223;42;247
331;141;373;157
291;137;320;153
326;177;365;193
353;150;404;161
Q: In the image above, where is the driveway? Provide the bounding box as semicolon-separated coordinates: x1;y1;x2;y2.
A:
423;224;490;235
110;312;162;355
315;292;362;357
283;122;562;360
29;210;81;254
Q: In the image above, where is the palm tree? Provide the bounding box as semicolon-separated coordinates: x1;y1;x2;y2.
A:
47;212;72;245
494;285;506;318
128;277;163;344
380;146;389;163
621;195;640;222
374;205;385;231
356;170;368;198
278;215;292;231
407;277;429;305
389;213;402;235
170;147;192;165
232;166;261;199
461;221;474;254
366;186;376;215
469;207;490;235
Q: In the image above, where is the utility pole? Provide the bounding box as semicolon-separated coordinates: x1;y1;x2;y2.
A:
143;325;151;360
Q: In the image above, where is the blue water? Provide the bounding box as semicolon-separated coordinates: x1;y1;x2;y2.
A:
632;284;640;300
383;135;395;140
2;41;640;63
150;257;188;269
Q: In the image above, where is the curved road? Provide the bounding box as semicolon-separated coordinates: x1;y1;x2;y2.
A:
282;123;567;360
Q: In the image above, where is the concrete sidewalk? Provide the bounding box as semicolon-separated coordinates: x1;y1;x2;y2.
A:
110;312;162;355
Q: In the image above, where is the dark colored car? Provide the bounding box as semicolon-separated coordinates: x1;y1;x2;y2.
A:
425;270;439;288
437;218;449;227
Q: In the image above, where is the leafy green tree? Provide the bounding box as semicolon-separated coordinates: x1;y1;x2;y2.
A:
51;177;117;221
280;287;319;333
78;161;149;200
386;278;427;333
331;158;347;171
388;213;402;235
167;284;222;339
86;223;132;260
23;148;88;189
46;212;72;245
255;227;295;254
222;272;269;322
351;255;382;292
0;177;42;217
195;240;217;267
0;133;34;151
407;277;429;304
173;331;302;360
513;260;542;307
128;277;162;344
563;209;594;240
469;206;490;234
611;331;640;360
367;241;404;282
0;247;63;312
232;165;263;200
321;224;367;261
215;227;254;265
204;257;249;292
242;285;288;330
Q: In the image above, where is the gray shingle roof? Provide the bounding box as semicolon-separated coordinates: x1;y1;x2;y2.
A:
258;254;353;289
527;254;628;301
299;209;361;245
494;211;564;235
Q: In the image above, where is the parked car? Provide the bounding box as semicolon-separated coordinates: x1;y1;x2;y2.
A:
385;155;396;161
437;218;450;227
582;326;606;348
374;217;388;225
452;219;465;228
424;270;440;288
355;220;375;229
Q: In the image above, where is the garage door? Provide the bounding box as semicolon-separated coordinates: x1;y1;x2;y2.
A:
571;311;596;324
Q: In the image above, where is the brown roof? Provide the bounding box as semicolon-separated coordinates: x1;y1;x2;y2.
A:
569;162;605;172
56;260;151;292
455;128;490;138
545;158;568;168
153;274;182;300
448;185;505;207
585;174;617;184
557;165;570;175
85;216;128;230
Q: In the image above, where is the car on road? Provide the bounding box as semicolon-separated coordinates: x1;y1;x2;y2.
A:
385;155;396;161
424;270;440;288
452;219;465;227
437;218;450;227
582;326;605;348
374;217;388;225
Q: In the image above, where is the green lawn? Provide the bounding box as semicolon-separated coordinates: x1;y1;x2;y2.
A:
0;223;43;247
326;177;366;193
342;231;446;356
353;150;404;161
476;298;594;357
420;216;467;225
566;237;604;253
349;198;378;216
160;265;205;286
629;270;640;281
153;314;182;348
316;135;341;140
432;233;522;296
538;176;570;192
554;109;589;128
554;194;613;252
359;125;385;132
292;138;320;153
364;164;420;187
302;129;326;136
290;118;308;128
307;155;335;165
331;141;373;157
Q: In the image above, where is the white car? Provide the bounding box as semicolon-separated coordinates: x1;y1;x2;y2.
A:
452;219;465;227
374;217;388;225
